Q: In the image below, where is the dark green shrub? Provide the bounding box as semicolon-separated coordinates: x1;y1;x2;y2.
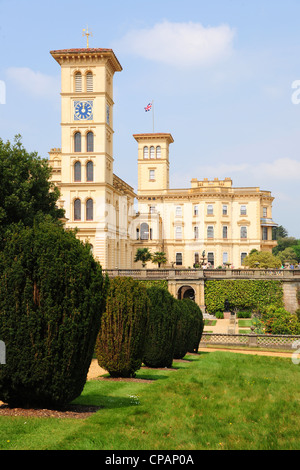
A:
173;300;204;358
143;286;179;368
237;311;252;319
96;277;149;378
173;300;192;359
0;219;106;408
261;304;300;334
184;300;204;353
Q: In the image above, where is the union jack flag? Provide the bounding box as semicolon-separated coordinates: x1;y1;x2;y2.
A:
144;102;152;112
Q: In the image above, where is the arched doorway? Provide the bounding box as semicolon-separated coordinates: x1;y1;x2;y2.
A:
177;285;195;301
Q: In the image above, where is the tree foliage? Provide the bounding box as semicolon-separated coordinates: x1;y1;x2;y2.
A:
96;277;150;378
242;251;281;269
0;219;106;408
134;248;152;267
0;136;64;244
151;252;167;268
143;286;179;368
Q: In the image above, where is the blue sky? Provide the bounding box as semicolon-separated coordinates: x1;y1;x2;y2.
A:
1;0;300;237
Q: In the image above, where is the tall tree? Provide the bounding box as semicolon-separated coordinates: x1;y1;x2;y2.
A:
151;251;167;268
0;135;64;242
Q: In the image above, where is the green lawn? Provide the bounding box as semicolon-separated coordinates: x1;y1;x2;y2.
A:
238;319;253;328
0;351;299;450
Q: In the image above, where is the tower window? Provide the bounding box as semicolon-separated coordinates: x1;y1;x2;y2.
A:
143;146;149;159
86;72;93;92
149;169;155;181
156;146;161;158
86;199;93;221
74;161;81;182
150;146;155;159
75;72;82;92
74;199;81;220
86;161;93;182
86;132;94;152
74;132;81;152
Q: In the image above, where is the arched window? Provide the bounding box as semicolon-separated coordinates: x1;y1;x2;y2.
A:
140;223;149;240
156;146;161;158
240;226;247;239
86;72;93;92
150;146;155;159
86;161;93;182
86;199;93;221
74;161;81;182
75;72;82;92
86;132;94;152
74;132;81;152
143;146;149;159
74;199;81;220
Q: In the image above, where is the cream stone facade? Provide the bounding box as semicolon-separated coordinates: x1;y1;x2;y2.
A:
49;46;277;270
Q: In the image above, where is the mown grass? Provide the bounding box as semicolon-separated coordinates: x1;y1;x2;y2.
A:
0;351;299;450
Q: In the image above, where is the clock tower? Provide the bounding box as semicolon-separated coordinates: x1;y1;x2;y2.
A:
49;47;135;268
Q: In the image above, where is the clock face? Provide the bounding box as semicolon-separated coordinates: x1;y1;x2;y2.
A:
74;100;93;120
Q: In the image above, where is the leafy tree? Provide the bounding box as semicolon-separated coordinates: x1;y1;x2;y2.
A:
272;225;288;240
0;218;106;408
272;237;298;256
0;135;64;243
291;244;300;262
242;251;281;269
151;251;167;268
96;277;150;378
134;247;152;267
143;286;179;368
277;247;298;265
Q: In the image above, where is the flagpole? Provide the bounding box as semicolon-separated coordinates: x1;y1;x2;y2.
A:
152;100;154;133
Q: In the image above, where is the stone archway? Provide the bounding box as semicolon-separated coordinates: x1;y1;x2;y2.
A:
177;285;195;301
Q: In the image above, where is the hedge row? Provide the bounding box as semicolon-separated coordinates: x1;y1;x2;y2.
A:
204;280;283;315
96;279;204;377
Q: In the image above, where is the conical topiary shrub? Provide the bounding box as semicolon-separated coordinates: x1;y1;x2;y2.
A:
143;286;179;368
173;299;193;359
96;277;150;378
0;218;107;408
184;299;204;353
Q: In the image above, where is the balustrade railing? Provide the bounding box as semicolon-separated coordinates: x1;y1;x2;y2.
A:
200;333;300;350
104;268;300;280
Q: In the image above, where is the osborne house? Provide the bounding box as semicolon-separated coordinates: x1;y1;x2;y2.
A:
48;44;278;271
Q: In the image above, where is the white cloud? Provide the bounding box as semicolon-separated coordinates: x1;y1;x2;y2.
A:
113;21;236;68
6;67;59;99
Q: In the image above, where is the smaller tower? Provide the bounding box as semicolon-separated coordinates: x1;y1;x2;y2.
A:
133;133;174;195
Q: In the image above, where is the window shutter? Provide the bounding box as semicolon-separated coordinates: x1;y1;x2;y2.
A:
75;73;82;92
86;72;93;92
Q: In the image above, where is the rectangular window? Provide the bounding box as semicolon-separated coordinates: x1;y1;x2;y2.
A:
222;205;228;215
149;206;156;214
194;226;199;239
176;252;183;266
149;169;155;181
194;252;199;265
175;226;182;239
263;207;267;218
262;226;268;240
240;205;247;215
223;252;228;264
207;204;213;215
222;226;228;239
175;206;182;217
194;205;199;216
207;252;214;267
241;252;248;265
241;226;247;239
207;226;214;239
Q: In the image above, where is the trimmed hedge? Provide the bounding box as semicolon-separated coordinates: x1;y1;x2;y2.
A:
205;280;283;314
0;219;106;408
173;299;204;358
143;286;179;368
96;277;149;378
